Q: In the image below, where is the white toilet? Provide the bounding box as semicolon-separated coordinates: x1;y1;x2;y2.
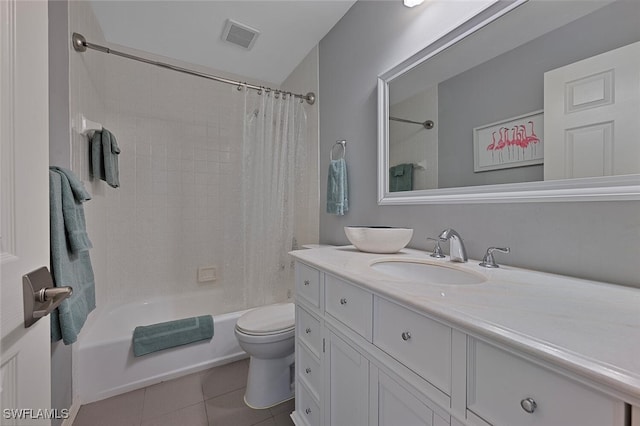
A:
234;302;295;409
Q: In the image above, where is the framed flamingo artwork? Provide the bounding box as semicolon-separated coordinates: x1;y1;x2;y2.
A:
473;110;544;172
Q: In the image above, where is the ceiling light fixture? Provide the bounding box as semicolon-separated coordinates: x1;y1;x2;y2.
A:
403;0;424;7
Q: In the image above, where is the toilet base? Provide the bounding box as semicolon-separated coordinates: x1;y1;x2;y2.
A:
244;353;295;409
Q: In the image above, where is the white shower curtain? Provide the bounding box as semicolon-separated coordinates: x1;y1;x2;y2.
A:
242;90;307;307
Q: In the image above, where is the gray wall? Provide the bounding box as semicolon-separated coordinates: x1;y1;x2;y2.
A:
49;0;71;168
318;0;640;288
49;1;73;424
438;0;640;188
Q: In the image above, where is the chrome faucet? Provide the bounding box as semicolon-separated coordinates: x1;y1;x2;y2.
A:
438;228;468;262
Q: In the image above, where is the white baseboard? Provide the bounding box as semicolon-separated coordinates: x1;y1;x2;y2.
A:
61;396;81;426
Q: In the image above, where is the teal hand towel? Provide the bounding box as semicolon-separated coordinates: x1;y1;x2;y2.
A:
132;315;214;357
50;166;92;253
327;158;348;215
49;168;96;344
90;128;120;188
389;163;413;192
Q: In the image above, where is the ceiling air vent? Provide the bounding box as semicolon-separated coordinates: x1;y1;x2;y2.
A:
222;19;260;50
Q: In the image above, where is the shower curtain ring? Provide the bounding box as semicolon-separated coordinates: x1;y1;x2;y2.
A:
237;83;244;91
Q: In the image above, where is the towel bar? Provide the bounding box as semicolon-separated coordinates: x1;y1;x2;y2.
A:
74;114;103;136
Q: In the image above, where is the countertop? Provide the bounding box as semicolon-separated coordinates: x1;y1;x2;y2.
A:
290;245;640;404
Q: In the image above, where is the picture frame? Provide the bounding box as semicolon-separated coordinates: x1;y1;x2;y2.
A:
473;110;544;172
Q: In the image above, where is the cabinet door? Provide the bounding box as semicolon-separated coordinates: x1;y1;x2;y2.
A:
373;368;433;426
325;330;369;426
370;367;451;426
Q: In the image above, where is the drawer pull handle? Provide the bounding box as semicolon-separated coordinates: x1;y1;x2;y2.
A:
340;298;347;305
520;398;537;414
305;327;311;334
304;280;310;286
305;367;311;374
401;331;411;341
305;408;312;415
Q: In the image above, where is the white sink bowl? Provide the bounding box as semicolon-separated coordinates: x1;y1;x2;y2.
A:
371;259;486;285
344;227;413;254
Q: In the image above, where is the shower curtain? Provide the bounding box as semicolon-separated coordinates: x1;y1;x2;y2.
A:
242;90;307;306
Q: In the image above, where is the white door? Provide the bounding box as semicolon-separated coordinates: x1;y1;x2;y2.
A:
325;331;369;426
1;1;51;425
544;40;640;180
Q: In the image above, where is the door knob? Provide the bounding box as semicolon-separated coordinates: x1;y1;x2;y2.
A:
23;267;73;328
520;397;537;413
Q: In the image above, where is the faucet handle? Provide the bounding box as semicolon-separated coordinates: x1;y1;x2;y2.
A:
479;247;510;268
427;238;446;258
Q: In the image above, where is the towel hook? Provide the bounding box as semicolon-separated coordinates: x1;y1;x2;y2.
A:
330;140;346;161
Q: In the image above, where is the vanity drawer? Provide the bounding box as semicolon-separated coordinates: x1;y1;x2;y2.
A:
325;274;373;341
297;342;321;401
297;382;320;426
296;262;321;309
467;338;625;426
373;296;451;395
297;306;322;358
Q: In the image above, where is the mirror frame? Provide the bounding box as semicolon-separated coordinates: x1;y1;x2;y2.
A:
377;0;640;205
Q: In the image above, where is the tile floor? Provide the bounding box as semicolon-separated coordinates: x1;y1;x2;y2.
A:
73;359;295;426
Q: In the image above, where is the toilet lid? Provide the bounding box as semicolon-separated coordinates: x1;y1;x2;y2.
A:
236;303;295;335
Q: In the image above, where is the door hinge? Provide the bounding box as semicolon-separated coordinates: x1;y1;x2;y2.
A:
323;338;325;353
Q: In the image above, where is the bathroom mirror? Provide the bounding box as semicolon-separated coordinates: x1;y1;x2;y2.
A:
378;0;640;204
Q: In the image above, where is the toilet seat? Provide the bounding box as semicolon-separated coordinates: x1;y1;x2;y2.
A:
235;302;295;336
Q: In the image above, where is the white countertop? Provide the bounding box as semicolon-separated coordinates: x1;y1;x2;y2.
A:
290;245;640;403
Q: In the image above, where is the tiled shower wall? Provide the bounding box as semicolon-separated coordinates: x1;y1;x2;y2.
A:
69;3;319;311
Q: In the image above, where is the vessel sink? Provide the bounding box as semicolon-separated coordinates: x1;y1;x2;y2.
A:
370;259;486;285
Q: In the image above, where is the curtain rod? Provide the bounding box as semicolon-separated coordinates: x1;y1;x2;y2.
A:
389;116;434;129
71;33;316;105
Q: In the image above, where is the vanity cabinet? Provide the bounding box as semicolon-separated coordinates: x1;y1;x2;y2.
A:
466;338;625;426
292;261;628;426
325;330;369;426
293;263;451;426
294;263;324;426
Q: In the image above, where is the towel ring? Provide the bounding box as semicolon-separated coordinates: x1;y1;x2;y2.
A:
330;140;346;161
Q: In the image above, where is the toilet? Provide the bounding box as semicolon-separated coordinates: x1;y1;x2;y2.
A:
234;302;295;409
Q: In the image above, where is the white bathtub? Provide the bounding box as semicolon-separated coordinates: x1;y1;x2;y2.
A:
75;292;249;404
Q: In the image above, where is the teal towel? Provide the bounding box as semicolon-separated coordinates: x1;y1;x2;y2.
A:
50;166;92;253
389;163;413;192
49;168;96;344
326;158;348;215
132;315;214;357
90;128;120;188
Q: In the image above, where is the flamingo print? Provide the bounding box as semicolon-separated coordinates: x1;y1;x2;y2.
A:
495;128;508;163
482;118;541;167
487;132;497;162
526;120;540;156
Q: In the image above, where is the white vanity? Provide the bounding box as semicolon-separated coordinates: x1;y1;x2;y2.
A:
289;246;640;426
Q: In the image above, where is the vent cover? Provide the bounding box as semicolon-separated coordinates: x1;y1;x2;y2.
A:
222;19;260;50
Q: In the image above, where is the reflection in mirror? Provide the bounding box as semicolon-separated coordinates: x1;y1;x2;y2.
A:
381;0;640;201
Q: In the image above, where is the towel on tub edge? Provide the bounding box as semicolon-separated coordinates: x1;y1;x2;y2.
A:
132;315;214;357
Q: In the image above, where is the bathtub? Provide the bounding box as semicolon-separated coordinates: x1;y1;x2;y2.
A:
75;292;249;404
